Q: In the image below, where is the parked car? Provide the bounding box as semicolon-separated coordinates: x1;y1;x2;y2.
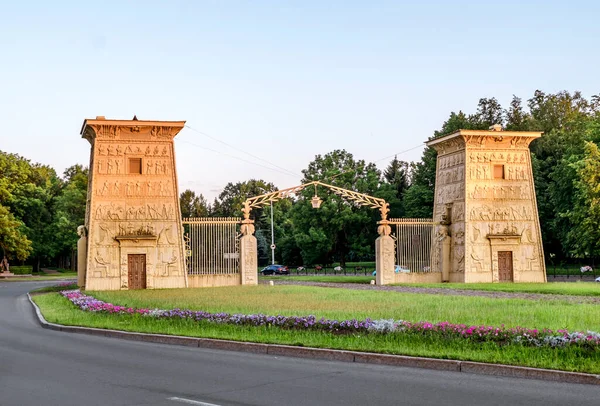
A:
260;264;289;275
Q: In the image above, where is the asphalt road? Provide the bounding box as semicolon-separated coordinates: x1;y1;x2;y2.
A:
0;281;598;406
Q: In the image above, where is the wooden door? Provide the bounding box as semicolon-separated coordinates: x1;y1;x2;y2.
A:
498;251;513;282
128;254;147;289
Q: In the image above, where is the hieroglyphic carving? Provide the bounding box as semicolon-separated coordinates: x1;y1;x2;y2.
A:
469;184;528;200
486;222;518;235
94;203;177;221
150;126;179;139
438;152;465;169
435;183;465;203
452;202;465;222
95;125;121;139
159;249;179;276
98;180;110;196
97;223;113;243
505;165;528;180
93;248;111;276
470;246;485;272
454;245;465;272
158;224;177;245
469;204;533;222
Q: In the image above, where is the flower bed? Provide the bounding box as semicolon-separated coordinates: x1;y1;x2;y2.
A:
60;289;600;349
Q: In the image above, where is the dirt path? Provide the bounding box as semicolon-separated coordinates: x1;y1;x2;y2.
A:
263;280;600;304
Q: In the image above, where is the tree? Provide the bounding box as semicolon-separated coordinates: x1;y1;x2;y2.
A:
403;109;484;218
180;189;210;218
0;151;60;268
568;141;600;258
0;205;32;261
505;95;529;131
50;165;88;269
475;97;504;128
289;149;383;267
212;179;277;222
382;156;409;217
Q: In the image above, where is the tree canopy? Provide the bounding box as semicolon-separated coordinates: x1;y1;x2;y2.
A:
2;89;598;269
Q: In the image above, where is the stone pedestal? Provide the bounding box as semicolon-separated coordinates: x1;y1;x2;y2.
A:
77;226;87;288
438;225;452;282
375;235;395;285
240;234;258;285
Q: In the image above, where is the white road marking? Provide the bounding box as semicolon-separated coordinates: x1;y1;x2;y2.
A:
168;396;222;406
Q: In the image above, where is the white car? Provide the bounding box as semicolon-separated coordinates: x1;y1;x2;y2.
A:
595;276;600;282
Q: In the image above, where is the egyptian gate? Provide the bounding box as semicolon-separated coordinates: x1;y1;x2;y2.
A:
80;117;187;290
425;126;546;283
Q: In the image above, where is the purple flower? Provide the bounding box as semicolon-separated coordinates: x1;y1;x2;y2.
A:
58;289;600;349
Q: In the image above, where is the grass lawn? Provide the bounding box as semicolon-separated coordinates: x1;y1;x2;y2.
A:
86;285;600;331
34;290;600;374
31;282;78;293
265;276;600;297
1;272;77;282
44;267;75;273
407;282;600;297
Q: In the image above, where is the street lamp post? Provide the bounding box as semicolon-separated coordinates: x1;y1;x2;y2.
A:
270;199;275;265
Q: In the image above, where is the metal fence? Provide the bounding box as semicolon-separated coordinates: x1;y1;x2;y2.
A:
286;266;374;276
388;218;435;273
182;217;240;275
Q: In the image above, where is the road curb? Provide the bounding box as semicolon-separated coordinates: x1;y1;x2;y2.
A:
27;293;600;386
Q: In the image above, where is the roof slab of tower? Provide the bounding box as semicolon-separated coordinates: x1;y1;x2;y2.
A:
426;128;542;148
80;116;186;143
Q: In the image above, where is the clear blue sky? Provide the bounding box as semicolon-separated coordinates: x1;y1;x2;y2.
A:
2;1;599;201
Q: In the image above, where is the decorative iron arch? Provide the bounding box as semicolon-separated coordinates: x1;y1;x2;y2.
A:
240;180;391;235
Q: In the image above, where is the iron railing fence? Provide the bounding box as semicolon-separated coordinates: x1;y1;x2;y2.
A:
182;217;240;275
388;218;437;273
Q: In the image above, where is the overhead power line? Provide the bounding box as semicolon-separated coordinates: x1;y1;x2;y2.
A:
328;143;426;181
178;124;426;184
175;138;300;179
183;125;300;178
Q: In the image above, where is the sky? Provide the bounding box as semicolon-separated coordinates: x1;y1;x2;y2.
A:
1;1;599;202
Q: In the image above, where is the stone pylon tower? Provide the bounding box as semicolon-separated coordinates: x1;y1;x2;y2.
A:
426;126;546;283
80;117;188;290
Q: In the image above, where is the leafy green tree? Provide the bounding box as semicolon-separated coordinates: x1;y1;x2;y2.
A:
404;109;483;218
0;205;31;261
382;156;409;217
568;141;600;258
212;179;277;227
0;151;34;260
180;189;210;218
50;165;88;269
525;91;599;260
475;97;504;127
289;149;383;267
505;95;529;131
0;151;60;268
